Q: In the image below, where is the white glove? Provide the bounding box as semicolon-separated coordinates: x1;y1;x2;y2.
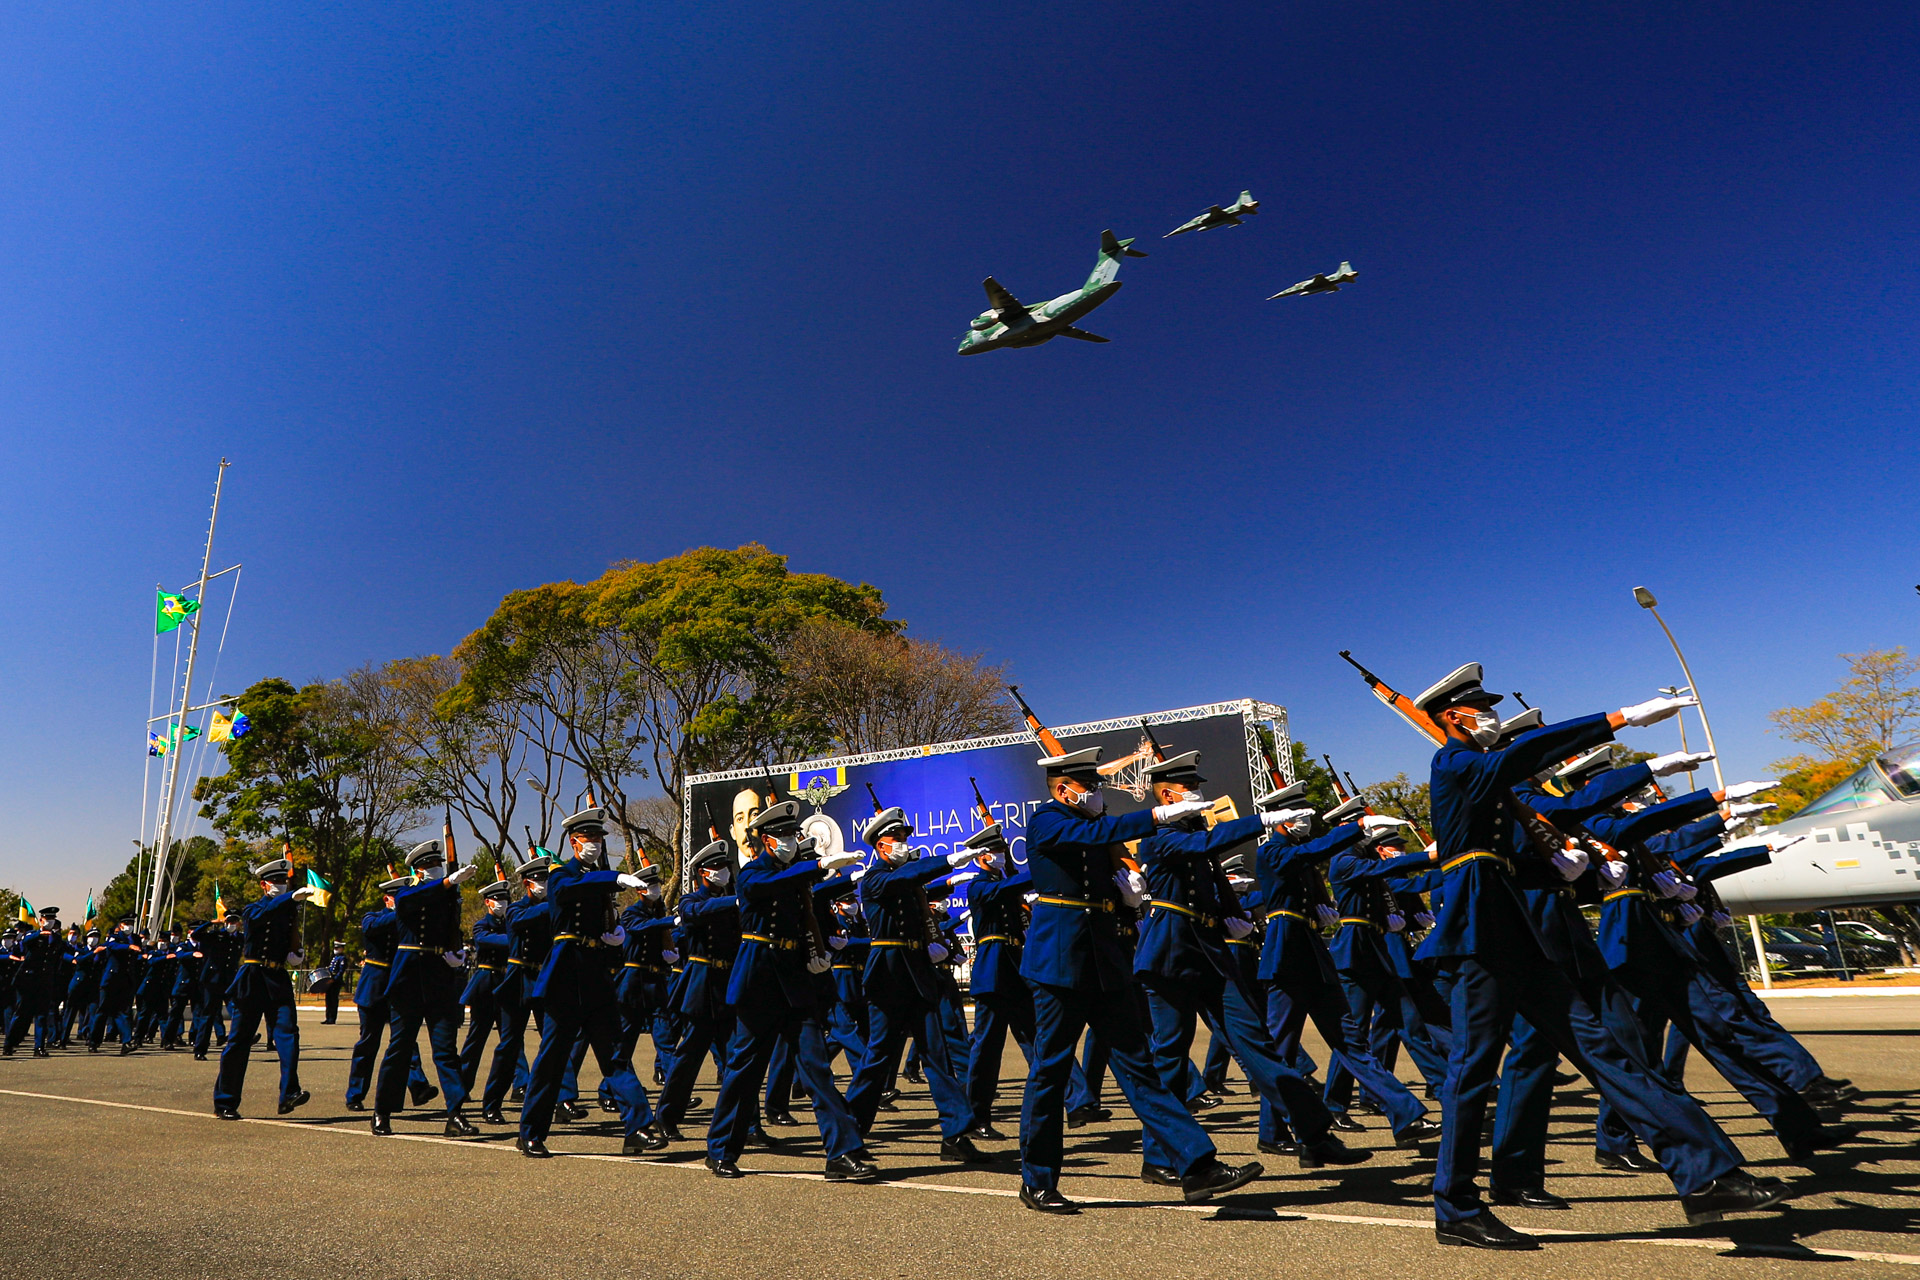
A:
1386;912;1406;933
599;926;626;947
1413;911;1435;930
1676;901;1704;926
660;948;679;963
1723;780;1777;802
1260;807;1316;830
945;870;981;887
946;848;975;867
1709;910;1732;928
1314;903;1339;929
806;955;830;975
828;936;848;951
1362;814;1411;832
1650;870;1682;899
848;866;870;882
286;951;306;967
1647;749;1715;777
1153;799;1210;826
1224;916;1254;939
1226;874;1256;892
445;865;477;886
290;886;317;902
1726;801;1776;819
1672;878;1698;902
1597;859;1628;891
1551;845;1589;882
442;949;466;968
1620;694;1697;727
928;942;950;964
1114;869;1146;908
1021;891;1038;905
820;849;861;871
616;873;645;890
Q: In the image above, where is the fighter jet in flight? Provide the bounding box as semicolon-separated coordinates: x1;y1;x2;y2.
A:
957;231;1148;354
1269;261;1357;299
1164;191;1259;238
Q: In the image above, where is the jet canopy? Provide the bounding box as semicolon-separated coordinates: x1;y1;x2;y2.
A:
1794;740;1920;820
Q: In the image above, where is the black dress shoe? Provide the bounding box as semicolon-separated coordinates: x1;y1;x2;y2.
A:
192;1051;207;1061
2;1048;14;1058
745;1125;780;1148
1595;1148;1663;1172
964;1124;1006;1142
411;1085;440;1109
119;1044;136;1056
624;1124;670;1154
1394;1117;1444;1148
824;1153;879;1182
277;1090;311;1115
660;1123;684;1142
1802;1081;1862;1107
214;1107;241;1121
763;1109;802;1127
598;1095;620;1114
1209;1081;1237;1095
940;1135;992;1163
445;1111;479;1138
1436;1210;1539;1250
877;1088;901;1108
1066;1105;1111;1129
1490;1186;1570;1210
706;1155;743;1178
1188;1092;1222;1112
1553;1071;1580;1086
1299;1135;1370;1168
344;1099;366;1112
653;1063;666;1085
902;1068;925;1085
509;1086;524;1102
517;1135;551;1158
1182;1159;1263;1203
1328;1113;1367;1133
1140;1163;1182;1187
556;1100;587;1123
479;1106;506;1125
684;1095;704;1112
370;1113;393;1137
1019;1184;1078;1215
1257;1138;1299;1157
1682;1171;1792;1225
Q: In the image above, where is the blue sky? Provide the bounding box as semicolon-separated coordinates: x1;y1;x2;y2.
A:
2;2;1915;910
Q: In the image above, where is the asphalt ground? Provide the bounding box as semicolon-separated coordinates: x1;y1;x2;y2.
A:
0;995;1914;1280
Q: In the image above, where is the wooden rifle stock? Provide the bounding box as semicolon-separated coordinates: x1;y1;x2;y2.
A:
1007;685;1067;756
442;805;457;873
1339;651;1446;744
968;777;995;830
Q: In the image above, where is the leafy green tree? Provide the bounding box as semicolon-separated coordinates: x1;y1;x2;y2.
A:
1765;648;1920;820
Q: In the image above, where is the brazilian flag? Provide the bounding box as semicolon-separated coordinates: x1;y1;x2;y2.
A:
155;590;201;634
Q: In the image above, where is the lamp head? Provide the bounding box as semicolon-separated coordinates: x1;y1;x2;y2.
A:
1633;586;1658;609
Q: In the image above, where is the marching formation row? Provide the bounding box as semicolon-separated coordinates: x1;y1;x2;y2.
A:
2;663;1870;1250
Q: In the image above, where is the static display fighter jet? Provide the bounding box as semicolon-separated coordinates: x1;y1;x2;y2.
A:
957;230;1147;355
1164;191;1258;238
1269;261;1357;299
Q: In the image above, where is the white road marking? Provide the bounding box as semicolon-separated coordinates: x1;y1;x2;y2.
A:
0;1086;1913;1265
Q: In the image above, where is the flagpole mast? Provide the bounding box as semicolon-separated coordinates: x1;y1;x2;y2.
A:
143;459;229;935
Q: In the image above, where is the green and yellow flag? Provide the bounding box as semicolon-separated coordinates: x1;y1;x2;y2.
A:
213;882;226;923
305;869;332;910
83;892;95;929
155;590;201;634
17;896;34;925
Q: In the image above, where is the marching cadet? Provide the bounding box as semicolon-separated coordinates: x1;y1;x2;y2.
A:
656;839;738;1139
610;864;676;1107
1134;751;1371;1183
212;859;317;1120
824;893;872;1076
456;874;514;1098
1255;785;1438;1152
843;805;991;1162
345;878;432;1113
373;839;478;1138
1412;664;1787;1248
474;852;551;1125
705;801;871;1180
319;941;349;1025
1017;747;1263;1214
88;922;143;1052
187;919;234;1058
962;822;1036;1140
2;907;65;1057
517;807;666;1159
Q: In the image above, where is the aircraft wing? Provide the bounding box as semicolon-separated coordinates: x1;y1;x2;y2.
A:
982;277;1029;321
1268;279;1309;299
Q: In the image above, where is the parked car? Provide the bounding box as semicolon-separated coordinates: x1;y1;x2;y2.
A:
1771;924;1900;972
1760;926;1837;974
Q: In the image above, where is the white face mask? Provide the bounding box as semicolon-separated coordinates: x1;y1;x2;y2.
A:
1467;709;1503;748
422;863;447;881
574;839;606;866
1072;787;1105;816
487;898;507;915
704;865;732;889
524;880;547;900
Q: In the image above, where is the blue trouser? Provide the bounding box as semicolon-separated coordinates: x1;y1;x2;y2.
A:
1202;1012;1233;1089
213;997;301;1110
1613;959;1823;1151
480;992;533;1111
1021;979;1217;1192
521;998;653;1143
377;978;468;1117
1376;970;1453;1091
191;996;226;1053
971;984;1092;1131
89;1000;134;1049
1064;1025;1110;1112
347;1001;420;1105
1665;975;1823;1092
660;1009;732;1127
708;998;860;1163
1264;970;1425;1141
827;994;868;1065
1324;964;1446;1111
766;1033;800;1110
1434;954;1742;1224
1144;967;1332;1166
4;993;47;1053
847;997;975;1141
458;989;499;1094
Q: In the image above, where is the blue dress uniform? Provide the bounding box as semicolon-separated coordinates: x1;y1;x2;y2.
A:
373;844;472;1132
611;896;675;1091
1133;770;1352;1169
1583;796;1829;1157
1413;666;1768;1237
457;883;514;1095
167;936;203;1044
89;927;144;1050
844;828;981;1148
963;827;1036;1134
188;921;235;1056
658;849;739;1133
345;901;430;1109
213;868;308;1117
518;828;663;1156
1016;751;1250;1208
1319;835;1442;1126
476;870;551;1118
826;897;872;1069
765;874;865;1118
2;919;66;1056
706;802;869;1177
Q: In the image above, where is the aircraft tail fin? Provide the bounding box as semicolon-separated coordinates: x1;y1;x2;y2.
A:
1339;261;1354;275
1088;230;1146;287
1239;191;1255;206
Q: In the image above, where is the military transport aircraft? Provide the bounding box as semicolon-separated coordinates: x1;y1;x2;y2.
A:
1269;261;1357;299
957;230;1147;354
1165;191;1258;237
